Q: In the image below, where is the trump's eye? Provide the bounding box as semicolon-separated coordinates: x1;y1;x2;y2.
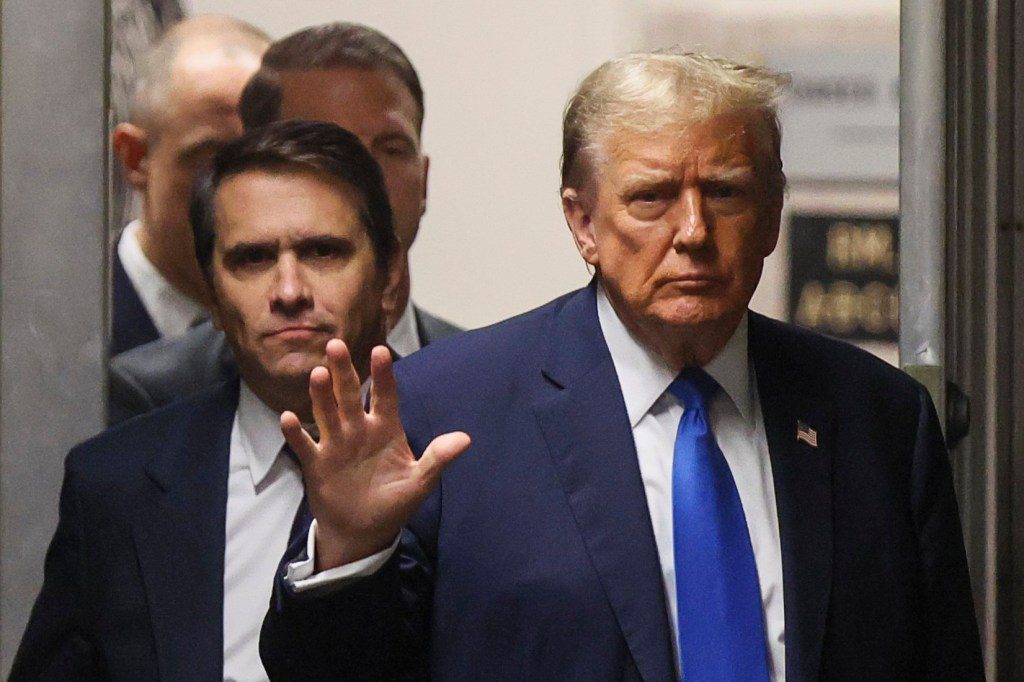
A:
625;187;673;220
703;180;748;201
632;191;664;204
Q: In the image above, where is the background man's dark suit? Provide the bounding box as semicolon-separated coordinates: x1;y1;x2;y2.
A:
110;247;162;357
11;381;239;681
107;307;461;424
261;283;982;680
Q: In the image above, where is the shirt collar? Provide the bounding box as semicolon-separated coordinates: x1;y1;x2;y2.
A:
118;220;208;336
595;284;753;427
386;301;421;358
236;380;287;489
236;377;374;489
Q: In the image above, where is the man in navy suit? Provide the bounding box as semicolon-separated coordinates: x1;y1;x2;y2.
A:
12;121;402;680
260;51;983;679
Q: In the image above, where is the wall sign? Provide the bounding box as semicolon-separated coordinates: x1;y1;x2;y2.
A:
769;49;899;182
788;213;899;342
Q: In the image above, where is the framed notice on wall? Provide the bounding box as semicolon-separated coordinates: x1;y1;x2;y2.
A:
788;213;899;343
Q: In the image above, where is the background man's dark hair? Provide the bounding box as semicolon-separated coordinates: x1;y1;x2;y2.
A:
190;119;398;274
239;22;424;133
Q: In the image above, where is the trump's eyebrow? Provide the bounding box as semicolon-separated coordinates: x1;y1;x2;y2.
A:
702;166;757;183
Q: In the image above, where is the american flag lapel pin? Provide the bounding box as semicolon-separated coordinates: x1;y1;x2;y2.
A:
796;420;818;447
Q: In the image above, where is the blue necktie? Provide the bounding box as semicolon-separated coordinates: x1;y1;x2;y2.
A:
282;443;312;545
670;368;769;681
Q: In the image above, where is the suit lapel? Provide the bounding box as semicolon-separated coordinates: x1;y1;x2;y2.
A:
532;284;676;682
132;380;238;681
749;314;834;681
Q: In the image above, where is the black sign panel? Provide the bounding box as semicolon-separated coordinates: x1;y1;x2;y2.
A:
788;213;899;342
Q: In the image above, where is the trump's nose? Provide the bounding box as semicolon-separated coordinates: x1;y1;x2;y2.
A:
672;187;711;252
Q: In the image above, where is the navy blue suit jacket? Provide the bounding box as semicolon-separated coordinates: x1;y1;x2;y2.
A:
260;284;982;680
110;247;161;357
11;381;240;681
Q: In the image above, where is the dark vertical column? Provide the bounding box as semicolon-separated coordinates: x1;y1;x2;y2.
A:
1009;0;1024;673
0;0;108;674
944;0;1021;676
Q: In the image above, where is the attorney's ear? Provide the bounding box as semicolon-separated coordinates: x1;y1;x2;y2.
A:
112;122;149;191
380;241;404;329
562;187;599;267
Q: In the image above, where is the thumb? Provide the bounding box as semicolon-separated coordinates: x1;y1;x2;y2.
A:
416;431;471;488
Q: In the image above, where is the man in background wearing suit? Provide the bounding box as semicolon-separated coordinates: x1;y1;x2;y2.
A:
109;15;268;356
109;22;461;424
13;121;401;680
260;51;983;679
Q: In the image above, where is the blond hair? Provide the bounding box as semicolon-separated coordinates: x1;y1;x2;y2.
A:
561;49;789;201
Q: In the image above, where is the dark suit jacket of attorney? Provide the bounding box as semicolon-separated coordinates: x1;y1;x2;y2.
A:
260;282;983;681
107;305;461;425
11;381;241;681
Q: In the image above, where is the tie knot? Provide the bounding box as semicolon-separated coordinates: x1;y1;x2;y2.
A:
668;366;719;412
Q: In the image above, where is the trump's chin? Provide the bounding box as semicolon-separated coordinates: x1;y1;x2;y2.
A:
647;296;738;331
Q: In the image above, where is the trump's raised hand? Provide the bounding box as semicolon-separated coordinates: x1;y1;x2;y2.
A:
281;339;470;571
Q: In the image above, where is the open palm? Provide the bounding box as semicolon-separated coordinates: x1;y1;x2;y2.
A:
281;340;470;570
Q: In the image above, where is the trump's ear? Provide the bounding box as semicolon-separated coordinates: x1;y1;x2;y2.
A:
562;187;599;267
112;122;149;191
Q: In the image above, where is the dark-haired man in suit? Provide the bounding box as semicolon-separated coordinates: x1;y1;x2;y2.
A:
261;51;983;680
109;22;460;424
13;120;401;681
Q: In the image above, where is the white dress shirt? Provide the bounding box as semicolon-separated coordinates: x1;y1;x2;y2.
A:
290;287;786;679
117;220;207;338
223;382;305;682
596;286;785;680
387;300;422;358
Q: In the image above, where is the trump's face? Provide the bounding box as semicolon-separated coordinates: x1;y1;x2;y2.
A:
563;113;780;363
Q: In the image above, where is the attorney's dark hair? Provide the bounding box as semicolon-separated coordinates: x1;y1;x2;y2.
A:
190;119;397;275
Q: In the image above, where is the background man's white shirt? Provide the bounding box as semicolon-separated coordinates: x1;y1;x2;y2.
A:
117;220;207;339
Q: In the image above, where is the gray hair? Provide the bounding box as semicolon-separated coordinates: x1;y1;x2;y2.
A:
561;49;789;202
129;15;270;131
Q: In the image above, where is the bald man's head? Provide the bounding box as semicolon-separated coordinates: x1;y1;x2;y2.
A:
129;15;270;135
113;15;270;305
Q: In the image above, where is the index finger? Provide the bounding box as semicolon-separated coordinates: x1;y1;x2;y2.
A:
369;345;398;420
